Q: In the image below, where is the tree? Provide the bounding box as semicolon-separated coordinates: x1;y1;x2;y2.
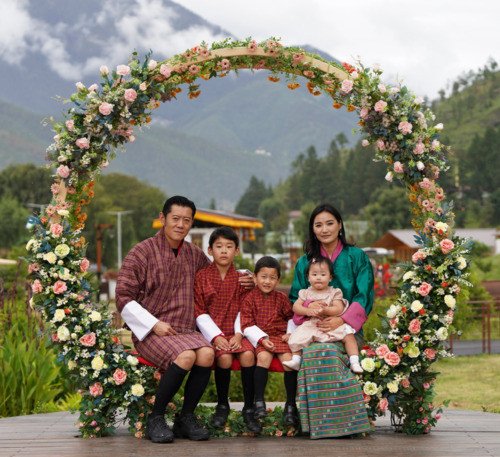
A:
235;176;271;218
0;164;52;207
0;197;29;251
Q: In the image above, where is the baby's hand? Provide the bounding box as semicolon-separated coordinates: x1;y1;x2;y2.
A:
308;300;324;309
308;307;322;317
281;333;291;342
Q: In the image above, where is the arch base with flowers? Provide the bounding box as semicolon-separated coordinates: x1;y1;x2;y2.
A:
25;38;471;437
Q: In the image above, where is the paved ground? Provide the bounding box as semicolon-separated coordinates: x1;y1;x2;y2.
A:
1;408;499;457
450;339;500;355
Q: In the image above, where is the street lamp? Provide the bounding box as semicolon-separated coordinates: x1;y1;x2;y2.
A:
107;210;133;268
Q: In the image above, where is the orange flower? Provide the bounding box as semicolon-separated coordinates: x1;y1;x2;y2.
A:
333;102;342;109
268;76;280;82
358;120;365;126
306;81;315;93
145;116;152;124
287;82;300;90
129;119;136;125
188;91;201;99
347;104;356;112
200;74;211;80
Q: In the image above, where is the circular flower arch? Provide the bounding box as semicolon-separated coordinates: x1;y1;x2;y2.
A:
26;37;471;437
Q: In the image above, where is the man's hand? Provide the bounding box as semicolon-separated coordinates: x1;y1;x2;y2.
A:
238;270;255;290
213;335;231;351
229;333;243;351
261;337;275;351
152;321;177;336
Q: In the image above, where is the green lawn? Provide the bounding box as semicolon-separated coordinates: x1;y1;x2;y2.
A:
434;354;500;413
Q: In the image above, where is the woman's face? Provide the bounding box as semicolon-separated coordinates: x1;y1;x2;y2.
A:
312;211;342;246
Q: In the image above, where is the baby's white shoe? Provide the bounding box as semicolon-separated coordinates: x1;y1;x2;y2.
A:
282;355;302;371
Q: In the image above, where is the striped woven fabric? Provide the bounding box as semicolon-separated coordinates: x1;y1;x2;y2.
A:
297;342;372;439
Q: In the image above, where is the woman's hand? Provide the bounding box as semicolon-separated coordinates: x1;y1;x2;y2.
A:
316;316;344;331
213;335;231;351
152;321;177;336
228;333;243;351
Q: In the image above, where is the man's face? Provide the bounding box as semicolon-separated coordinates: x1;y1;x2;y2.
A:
159;204;194;247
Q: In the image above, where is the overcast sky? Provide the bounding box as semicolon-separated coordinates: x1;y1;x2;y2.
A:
0;0;498;100
174;0;500;98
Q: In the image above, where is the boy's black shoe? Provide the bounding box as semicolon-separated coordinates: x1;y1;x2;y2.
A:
242;407;262;433
283;403;300;427
253;400;267;419
173;413;210;441
145;415;174;443
211;403;230;428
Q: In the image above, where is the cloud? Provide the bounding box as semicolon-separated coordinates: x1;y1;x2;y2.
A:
0;0;33;64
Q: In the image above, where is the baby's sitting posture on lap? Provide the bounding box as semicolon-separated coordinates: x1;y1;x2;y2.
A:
283;256;363;374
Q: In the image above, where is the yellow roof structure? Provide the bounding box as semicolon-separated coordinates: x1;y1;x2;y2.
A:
153;208;263;230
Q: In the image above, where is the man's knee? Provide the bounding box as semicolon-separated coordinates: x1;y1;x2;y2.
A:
256;351;273;367
195;346;215;367
239;350;255;367
174;350;196;370
217;354;233;369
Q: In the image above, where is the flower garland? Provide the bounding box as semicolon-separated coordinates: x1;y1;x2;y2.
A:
25;37;470;437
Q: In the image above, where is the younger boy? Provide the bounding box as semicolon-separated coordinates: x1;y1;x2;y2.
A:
240;256;300;428
194;227;261;433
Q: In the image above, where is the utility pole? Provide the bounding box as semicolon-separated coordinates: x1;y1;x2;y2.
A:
95;223;113;284
107;210;133;269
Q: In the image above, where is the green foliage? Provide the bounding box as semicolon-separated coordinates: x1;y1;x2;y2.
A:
0;297;64;417
235;175;272;218
0;197;30;250
0;164;52;206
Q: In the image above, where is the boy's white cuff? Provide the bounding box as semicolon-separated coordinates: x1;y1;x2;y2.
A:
196;314;223;342
287;319;298;334
244;325;268;347
121;300;159;341
234;312;242;335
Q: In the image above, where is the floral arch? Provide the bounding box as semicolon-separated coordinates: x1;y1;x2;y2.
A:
26;38;471;437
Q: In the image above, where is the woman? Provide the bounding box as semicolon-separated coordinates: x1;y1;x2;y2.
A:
289;203;374;439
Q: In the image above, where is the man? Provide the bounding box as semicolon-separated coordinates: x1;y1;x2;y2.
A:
116;196;214;443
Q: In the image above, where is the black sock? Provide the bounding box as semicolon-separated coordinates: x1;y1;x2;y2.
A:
181;365;212;415
151;363;188;417
215;366;231;406
254;366;269;402
284;370;298;405
241;366;255;409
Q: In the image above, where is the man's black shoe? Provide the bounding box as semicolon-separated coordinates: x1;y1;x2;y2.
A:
242;407;262;433
145;415;174;443
253;400;267;419
173;413;210;441
211;403;230;428
283;402;300;427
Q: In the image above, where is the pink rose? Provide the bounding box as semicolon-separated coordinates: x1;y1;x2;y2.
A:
98;102;113;116
116;64;130;76
32;279;43;294
220;59;231;70
188;64;200;74
394;161;404;173
384;351;401;367
398;121;413;135
375;344;390;358
248;40;257;52
53;280;67;295
113;368;127;385
124;88;137;102
76;138;90;149
412;250;427;263
424;348;437;360
418;282;432;297
440;239;455;254
401;378;410;388
80;258;90;272
378;398;389;412
89;382;103;397
376;139;385;150
409;318;421;334
374;100;387;112
341;79;354;93
413;141;425;154
50;224;63;237
79;332;96;347
28;263;40;273
419;178;432;190
139;82;147;91
57;165;70;178
147;60;157;70
360;107;369;119
160;64;172;78
423;382;430;390
65;119;75;131
51;183;60;195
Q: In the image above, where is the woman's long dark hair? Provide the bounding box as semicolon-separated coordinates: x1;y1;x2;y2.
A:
304;203;350;260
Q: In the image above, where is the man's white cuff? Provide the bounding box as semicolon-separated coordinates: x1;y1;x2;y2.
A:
121;300;159;341
244;325;268;347
196;314;223;343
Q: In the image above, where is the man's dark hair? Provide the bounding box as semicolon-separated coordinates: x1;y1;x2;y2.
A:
305;255;334;277
162;195;196;218
209;226;240;248
254;256;281;278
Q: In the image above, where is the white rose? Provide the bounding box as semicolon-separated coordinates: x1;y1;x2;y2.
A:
75;82;85;91
59;268;71;280
131;384;145;397
147;59;158;70
52;309;66;322
26;239;36;251
387;381;399;393
436;327;448;341
435;123;444;130
43;252;57;264
416;161;425;171
57;326;70;341
435;222;448;233
456;257;467;270
54;244;70;258
127;355;139;366
57;209;69;217
361;358;375;372
99;65;109;75
89;311;102;322
363;381;378;396
386;304;400;319
378;83;386;93
68;360;77;370
91;356;104;371
403;271;416;282
362;139;370;147
385;172;393;182
444;295;456;309
411;300;423;313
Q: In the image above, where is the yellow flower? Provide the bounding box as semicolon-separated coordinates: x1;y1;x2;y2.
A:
89;311;102;322
43;252;57;264
91;356;104;371
131;384;145;397
407;345;420;358
411;300;423;312
444;295;456;309
363;381;378;395
53;309;65;322
57;325;70;341
55;244;70;258
361;358;375;372
68;360;77;370
387;381;399;393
